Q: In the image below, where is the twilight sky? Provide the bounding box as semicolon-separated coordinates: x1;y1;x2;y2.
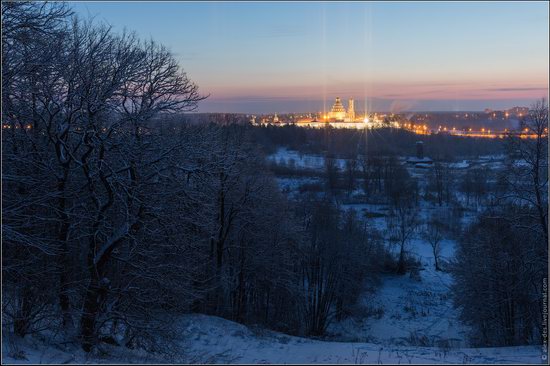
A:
72;1;549;113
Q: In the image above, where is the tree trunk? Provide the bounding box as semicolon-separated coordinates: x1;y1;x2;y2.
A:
397;243;406;275
80;276;101;352
13;286;33;337
57;174;73;330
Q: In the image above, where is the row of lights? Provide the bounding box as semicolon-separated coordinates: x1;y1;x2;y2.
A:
402;123;538;135
3;124;32;129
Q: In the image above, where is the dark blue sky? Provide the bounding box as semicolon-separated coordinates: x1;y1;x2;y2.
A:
72;1;549;113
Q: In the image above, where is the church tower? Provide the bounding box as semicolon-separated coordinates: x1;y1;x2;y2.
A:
328;97;347;121
348;98;355;121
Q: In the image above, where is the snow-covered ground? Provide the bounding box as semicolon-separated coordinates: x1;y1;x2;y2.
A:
5;198;540;364
267;148;507;173
327;237;468;348
180;314;543;364
3;314;544;364
3;228;543;365
4;150;539;364
267;147;348;171
332;197;469;347
340;202;389;231
275;177;322;192
261;148;541;363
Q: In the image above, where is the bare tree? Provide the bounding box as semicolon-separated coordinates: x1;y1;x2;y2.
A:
2;0;74;336
452;209;543;346
504;98;548;244
344;154;357;197
3;4;211;351
430;162;445;206
423;217;444;271
451;99;548;348
73;24;208;351
387;200;419;275
324;154;339;193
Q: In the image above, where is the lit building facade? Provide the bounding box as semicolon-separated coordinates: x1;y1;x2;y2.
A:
291;96;379;129
327;97;356;122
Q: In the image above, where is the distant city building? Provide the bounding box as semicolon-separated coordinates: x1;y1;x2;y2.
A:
348;98;355;121
327;97;347;121
506;106;529;117
289;97;388;129
327;97;357;122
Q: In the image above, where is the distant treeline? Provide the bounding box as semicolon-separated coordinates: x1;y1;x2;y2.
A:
247;124;504;159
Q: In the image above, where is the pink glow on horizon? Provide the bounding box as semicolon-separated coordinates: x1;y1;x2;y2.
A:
206;81;548;102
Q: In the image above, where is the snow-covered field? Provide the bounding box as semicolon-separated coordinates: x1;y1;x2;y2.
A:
327;237;468;347
268;147;348;170
267;148;507;172
3;313;543;364
340;202;389;231
180;314;544;364
275;177;322;192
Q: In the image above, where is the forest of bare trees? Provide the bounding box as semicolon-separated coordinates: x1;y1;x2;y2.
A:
2;1;547;358
451;99;548;346
1;2;394;353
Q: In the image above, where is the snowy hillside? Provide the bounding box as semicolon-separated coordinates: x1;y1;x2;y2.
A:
327;238;468;347
3;314;543;364
181;314;543;364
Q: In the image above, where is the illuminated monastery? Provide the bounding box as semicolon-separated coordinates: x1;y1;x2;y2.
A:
327;97;356;122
